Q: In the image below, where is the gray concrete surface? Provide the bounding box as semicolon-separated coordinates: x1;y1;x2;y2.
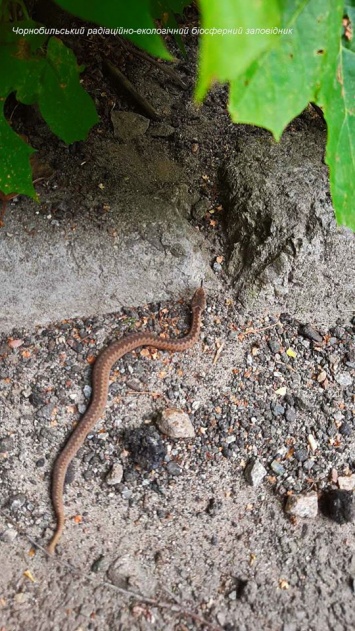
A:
0;170;218;334
221;117;355;327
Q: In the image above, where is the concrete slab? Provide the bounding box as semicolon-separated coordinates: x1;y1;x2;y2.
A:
0;193;218;333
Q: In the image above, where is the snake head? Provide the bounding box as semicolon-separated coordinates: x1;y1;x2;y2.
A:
192;285;206;312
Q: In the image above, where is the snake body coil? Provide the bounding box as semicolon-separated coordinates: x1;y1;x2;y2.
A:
47;286;206;554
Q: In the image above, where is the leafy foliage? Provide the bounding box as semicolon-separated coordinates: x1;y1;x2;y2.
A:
0;105;35;199
197;0;355;230
227;1;336;138
0;0;354;231
0;0;188;200
0;11;98;197
196;0;281;100
38;37;98;143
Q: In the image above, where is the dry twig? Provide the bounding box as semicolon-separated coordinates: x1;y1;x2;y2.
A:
102;59;161;121
121;40;187;90
213;341;224;365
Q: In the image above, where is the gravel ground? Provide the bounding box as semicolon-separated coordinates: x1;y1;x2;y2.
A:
1;12;355;631
0;290;355;630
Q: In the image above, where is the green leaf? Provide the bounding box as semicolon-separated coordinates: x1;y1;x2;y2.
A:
0;19;48;49
38;37;98;143
195;0;281;100
0;25;98;198
0;107;35;197
228;0;339;138
55;0;173;59
321;46;355;230
227;0;355;230
1;46;47;104
319;2;355;230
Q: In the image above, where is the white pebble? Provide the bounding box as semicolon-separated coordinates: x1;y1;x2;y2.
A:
307;434;318;452
106;462;124;485
285;492;318;518
338;475;355;491
244;460;267;487
335;373;353;387
156;408;195;438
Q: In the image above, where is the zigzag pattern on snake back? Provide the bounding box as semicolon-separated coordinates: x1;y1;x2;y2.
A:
47;285;206;554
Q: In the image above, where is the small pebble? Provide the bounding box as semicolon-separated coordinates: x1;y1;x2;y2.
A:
328;337;338;346
37;403;55;420
216;611;226;626
272;404;285;417
271;460;285;476
307;434;318;453
111;111;150;142
298;324;323;343
285;492;318;518
285;407;296;422
330;468;338;484
121;488;133;500
294;449;308;463
268;339;281;354
213;262;222;273
8;339;24;349
166;461;182;476
317;370;327;383
149;123;175;138
106;462;124;485
293;395;312;411
91;555;105;573
338;475;355;491
335;373;353;387
156;408;195;438
192;198;210;220
244;459;267;487
7;494;27;512
339;422;352;436
0;528;18;543
83;385;92;399
222;446;233;459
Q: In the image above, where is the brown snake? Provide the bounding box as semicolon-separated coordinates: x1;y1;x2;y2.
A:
47;286;206;554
